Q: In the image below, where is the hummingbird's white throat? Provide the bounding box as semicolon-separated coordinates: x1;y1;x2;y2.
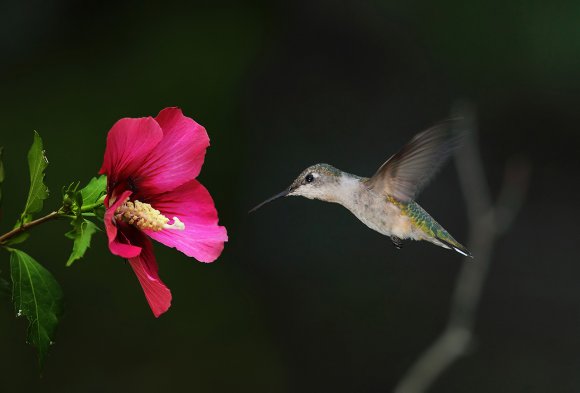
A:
114;198;185;232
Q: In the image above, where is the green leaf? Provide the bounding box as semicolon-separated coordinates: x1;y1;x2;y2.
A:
20;132;49;224
79;175;106;205
0;146;5;206
64;218;99;266
10;248;63;368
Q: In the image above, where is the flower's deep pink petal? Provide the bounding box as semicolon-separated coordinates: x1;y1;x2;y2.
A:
127;234;172;318
99;117;163;181
104;190;142;258
145;179;227;262
135;107;210;195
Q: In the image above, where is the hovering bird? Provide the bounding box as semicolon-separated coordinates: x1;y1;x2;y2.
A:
250;120;471;257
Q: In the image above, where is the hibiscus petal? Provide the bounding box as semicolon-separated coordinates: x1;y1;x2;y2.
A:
135;107;210;195
104;190;142;258
145;179;227;262
99;116;163;183
128;234;172;318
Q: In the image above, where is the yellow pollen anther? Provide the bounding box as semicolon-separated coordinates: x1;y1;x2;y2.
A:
114;199;186;232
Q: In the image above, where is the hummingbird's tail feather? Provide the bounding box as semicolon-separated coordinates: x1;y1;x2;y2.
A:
398;200;472;258
434;235;473;258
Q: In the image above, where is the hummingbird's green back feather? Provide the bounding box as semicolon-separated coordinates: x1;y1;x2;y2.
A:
388;195;471;257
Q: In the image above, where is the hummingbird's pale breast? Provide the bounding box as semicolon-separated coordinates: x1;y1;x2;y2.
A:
331;174;420;240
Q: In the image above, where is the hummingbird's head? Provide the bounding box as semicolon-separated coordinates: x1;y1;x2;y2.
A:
249;163;342;212
287;163;342;199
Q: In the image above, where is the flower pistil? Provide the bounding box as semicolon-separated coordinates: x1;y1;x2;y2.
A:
115;199;185;232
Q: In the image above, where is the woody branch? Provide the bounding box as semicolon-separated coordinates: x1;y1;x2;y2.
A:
394;104;531;393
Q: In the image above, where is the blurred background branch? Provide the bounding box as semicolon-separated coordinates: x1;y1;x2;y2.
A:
394;103;531;393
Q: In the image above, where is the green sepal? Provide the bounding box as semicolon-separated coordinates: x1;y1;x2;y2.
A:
9;248;63;369
61;176;106;217
64;217;100;267
79;175;106;207
61;181;80;213
19;132;49;225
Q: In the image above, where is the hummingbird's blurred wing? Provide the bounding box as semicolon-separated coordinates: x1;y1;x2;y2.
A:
365;120;462;202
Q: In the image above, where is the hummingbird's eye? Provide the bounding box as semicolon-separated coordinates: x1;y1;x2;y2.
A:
305;173;314;183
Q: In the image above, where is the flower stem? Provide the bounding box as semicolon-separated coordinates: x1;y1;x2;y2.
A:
0;211;62;245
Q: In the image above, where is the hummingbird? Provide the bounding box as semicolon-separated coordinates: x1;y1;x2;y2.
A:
250;120;472;257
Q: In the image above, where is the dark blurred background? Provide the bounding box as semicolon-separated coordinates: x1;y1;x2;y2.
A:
1;1;579;392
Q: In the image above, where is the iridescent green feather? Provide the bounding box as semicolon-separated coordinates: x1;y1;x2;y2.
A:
388;196;469;254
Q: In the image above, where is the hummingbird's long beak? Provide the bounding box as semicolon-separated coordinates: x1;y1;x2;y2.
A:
249;188;291;213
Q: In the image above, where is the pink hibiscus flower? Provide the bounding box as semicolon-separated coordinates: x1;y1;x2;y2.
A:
99;107;227;317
